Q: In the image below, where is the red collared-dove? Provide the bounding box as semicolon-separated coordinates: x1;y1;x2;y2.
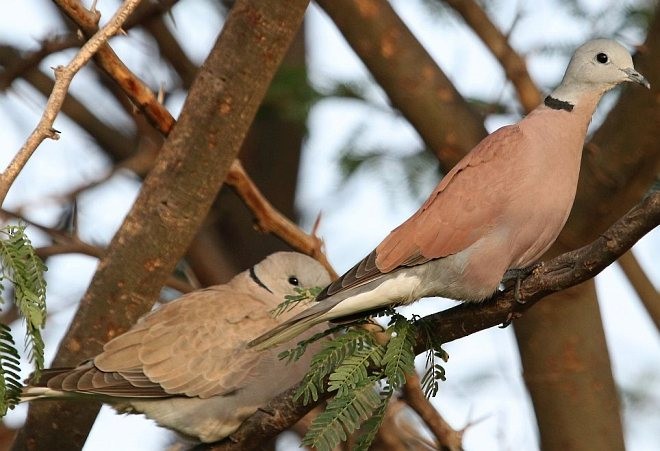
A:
21;252;331;443
250;38;650;350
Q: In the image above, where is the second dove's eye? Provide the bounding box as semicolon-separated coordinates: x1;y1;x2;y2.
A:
288;276;299;286
596;53;608;63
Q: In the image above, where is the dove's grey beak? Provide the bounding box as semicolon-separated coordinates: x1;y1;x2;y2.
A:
622;67;651;89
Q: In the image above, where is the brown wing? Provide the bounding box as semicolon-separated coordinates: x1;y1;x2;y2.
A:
317;125;524;301
38;288;283;399
35;362;169;398
376;125;523;271
317;249;380;300
78;287;282;399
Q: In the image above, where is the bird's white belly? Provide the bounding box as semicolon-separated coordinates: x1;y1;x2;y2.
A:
323;272;422;319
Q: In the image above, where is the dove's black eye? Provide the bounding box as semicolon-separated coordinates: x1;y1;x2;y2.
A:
288;276;300;286
596;53;608;64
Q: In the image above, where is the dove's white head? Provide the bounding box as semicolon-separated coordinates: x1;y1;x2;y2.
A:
550;38;649;105
248;251;332;301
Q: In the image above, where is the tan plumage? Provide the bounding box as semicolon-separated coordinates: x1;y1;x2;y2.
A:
250;38;650;350
22;252;332;443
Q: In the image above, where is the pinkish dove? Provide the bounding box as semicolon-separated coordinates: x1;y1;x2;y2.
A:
250;38;650;350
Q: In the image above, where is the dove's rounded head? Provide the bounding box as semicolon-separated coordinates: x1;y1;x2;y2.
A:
559;38;650;93
251;252;332;299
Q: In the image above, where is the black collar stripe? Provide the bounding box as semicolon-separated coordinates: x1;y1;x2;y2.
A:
544;95;574;112
249;266;272;293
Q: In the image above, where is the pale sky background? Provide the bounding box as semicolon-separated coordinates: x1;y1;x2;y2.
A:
0;0;658;450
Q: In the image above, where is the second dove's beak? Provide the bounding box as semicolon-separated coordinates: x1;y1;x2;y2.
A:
622;67;651;89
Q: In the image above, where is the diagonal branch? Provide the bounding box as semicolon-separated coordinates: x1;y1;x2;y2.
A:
441;0;542;112
316;0;487;167
225;161;338;279
417;188;659;346
0;0;144;205
204;188;659;450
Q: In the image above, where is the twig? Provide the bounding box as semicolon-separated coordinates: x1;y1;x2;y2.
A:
401;372;463;451
0;34;82;91
204;189;659;449
617;250;660;332
54;0;176;135
442;0;542;112
0;0;144;205
226;160;338;279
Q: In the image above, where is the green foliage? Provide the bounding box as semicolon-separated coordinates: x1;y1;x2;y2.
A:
301;379;383;451
383;314;417;391
285;313;449;451
0;324;22;416
270;286;323;318
0;224;48;416
327;340;385;397
278;323;349;364
353;395;390;451
294;328;378;405
416;316;449;398
261;66;321;123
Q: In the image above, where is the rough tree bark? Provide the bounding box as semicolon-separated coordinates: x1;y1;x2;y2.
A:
206;26;311;281
11;1;310;449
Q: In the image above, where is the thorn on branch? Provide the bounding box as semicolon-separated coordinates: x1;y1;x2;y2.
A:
47;128;61;140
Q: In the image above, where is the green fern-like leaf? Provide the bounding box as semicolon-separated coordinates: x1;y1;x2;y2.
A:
328;343;385;397
296;313;450;450
416;316;449;398
383;315;416;390
0;324;21;416
0;224;48;416
294;328;375;405
302;380;383;451
270;286;323;318
354;392;391;451
278;322;350;364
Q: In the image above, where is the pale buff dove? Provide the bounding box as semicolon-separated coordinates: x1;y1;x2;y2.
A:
21;252;332;443
250;39;650;350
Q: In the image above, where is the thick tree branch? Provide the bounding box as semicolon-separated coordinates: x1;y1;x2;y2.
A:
12;1;310;449
441;0;542;112
316;0;487;168
201;189;659;449
0;0;143;205
51;0;332;279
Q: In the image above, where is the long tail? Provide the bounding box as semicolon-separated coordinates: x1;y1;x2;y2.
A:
20;368;77;401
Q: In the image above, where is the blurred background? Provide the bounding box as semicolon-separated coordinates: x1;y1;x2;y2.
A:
0;0;658;450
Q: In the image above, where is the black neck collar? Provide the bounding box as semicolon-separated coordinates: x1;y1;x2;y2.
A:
544;95;574;112
249;266;272;293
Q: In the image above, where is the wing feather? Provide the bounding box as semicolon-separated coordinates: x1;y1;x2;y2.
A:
315;125;524;301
